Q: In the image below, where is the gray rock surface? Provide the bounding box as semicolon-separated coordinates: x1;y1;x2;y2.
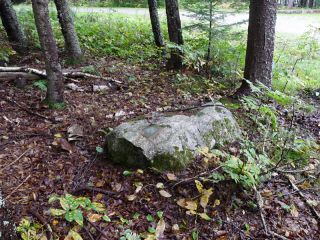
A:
104;104;241;171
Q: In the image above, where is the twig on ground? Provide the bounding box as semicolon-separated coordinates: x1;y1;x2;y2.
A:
0;149;30;171
276;168;314;174
72;186;117;197
27;208;53;240
269;230;290;240
254;187;289;240
163;103;224;113
72;155;98;190
286;175;320;220
2;96;57;123
5;175;31;200
220;219;254;239
86;218;108;239
171;166;221;188
83;226;95;240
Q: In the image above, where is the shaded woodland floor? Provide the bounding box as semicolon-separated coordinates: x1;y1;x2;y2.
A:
0;56;319;239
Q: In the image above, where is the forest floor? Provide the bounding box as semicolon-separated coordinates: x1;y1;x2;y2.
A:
0;55;319;239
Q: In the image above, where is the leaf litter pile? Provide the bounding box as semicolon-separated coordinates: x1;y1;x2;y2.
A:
0;57;319;239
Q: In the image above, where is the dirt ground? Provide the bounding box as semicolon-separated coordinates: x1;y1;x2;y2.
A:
0;57;319;239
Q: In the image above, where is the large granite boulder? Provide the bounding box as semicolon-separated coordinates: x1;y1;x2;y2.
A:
104;104;241;171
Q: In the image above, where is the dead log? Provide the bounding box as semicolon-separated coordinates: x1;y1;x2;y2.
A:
0;66;123;84
0;72;42;81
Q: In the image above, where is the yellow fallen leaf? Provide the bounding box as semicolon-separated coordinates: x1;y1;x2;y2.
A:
186;210;197;215
52;220;59;226
54;133;63;138
260;189;273;198
299;181;312;190
136;169;144;174
213;199;221;207
127;194;137;201
198;212;211;221
195;180;203;193
290;205;299;218
177;199;198;211
94;193;104;201
95;180;105;187
200;188;213;209
87;213;102;223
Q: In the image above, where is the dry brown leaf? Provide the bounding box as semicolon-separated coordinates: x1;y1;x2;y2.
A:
159;190;172;198
87;213;102;223
155;218;166;238
127;194;137;201
166;173;177;181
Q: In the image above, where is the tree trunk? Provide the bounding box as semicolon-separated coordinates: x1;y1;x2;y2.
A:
236;0;277;95
288;0;294;8
148;0;164;47
0;0;27;54
54;0;82;62
31;0;64;104
165;0;184;70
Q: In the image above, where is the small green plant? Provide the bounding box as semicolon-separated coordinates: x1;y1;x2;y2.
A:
16;218;46;240
48;193;111;238
120;229;141;240
0;45;15;63
221;142;270;188
33;80;48;91
49;193;106;226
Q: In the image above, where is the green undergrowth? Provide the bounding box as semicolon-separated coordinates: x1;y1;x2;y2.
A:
212;83;319;188
3;5;319;95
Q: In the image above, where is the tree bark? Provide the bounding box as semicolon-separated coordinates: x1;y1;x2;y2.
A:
0;0;27;54
31;0;64;104
165;0;184;70
53;0;82;62
148;0;164;47
236;0;277;95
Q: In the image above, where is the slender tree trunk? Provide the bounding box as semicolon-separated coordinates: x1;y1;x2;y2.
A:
148;0;164;47
165;0;184;69
54;0;82;62
288;0;294;8
0;0;27;54
235;0;277;95
31;0;64;104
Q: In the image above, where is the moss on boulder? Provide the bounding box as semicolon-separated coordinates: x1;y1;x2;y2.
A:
104;103;241;171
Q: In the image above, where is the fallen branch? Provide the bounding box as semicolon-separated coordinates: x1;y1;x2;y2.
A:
0;66;122;85
72;186;117;197
85;218;109;239
27;208;53;240
254;187;289;240
5;175;31;200
2;96;57;123
83;226;95;240
0;148;30;171
286;175;320;221
171;166;221;188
